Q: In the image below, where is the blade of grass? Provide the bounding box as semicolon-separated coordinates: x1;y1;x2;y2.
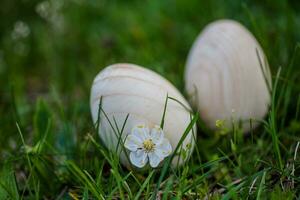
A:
114;114;130;153
66;161;105;200
256;48;272;94
183;168;215;193
96;97;103;135
153;113;198;199
109;170;133;200
117;113;130;150
168;96;192;112
134;170;155;200
162;176;174;200
0;164;20;200
269;67;283;170
256;171;266;200
99;106;130;166
160;94;168;129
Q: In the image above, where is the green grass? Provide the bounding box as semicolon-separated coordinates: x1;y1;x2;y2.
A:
1;0;300;199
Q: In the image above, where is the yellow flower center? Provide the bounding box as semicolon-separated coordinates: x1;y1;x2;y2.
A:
143;139;155;152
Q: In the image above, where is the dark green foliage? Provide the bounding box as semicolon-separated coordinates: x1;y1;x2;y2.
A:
0;164;19;200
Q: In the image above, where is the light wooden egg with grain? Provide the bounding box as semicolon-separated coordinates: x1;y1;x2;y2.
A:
90;63;196;168
185;19;272;132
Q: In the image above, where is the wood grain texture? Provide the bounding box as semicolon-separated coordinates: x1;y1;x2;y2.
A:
185;19;272;132
90;63;196;168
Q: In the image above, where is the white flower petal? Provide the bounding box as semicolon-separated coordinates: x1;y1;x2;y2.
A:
124;134;142;151
131;129;144;142
150;125;164;145
132;125;150;141
148;152;163;168
155;138;172;158
129;150;148;168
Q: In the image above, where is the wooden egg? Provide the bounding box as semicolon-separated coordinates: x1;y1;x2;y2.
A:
90;63;196;168
185;19;272;132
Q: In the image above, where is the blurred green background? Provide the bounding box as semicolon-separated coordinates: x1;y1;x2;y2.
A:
1;0;300;198
1;0;300;144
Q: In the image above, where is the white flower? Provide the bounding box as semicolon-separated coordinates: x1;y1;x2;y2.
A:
124;125;172;168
